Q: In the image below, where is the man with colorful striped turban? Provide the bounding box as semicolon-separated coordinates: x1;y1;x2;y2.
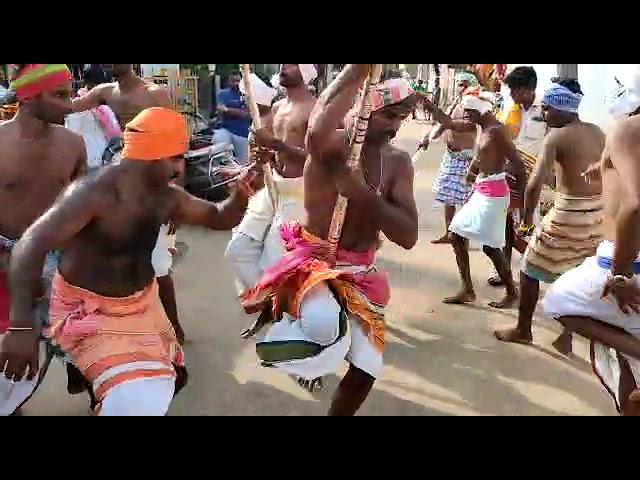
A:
239;67;419;416
0;64;87;416
418;71;479;244
0;107;259;415
494;79;606;354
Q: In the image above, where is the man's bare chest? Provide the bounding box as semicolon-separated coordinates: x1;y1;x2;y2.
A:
274;108;308;141
108;92;158;126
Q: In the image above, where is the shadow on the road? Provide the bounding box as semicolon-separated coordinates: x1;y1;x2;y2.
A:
383;320;612;416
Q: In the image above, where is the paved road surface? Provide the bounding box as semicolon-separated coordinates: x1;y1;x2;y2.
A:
25;119;616;416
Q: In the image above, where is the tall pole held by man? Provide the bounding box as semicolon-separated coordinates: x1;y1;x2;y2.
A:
327;64;383;263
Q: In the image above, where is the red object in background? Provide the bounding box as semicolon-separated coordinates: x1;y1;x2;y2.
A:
0;272;9;333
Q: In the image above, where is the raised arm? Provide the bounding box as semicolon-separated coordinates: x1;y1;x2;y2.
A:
72;83;111;112
423;97;476;133
2;181;104;380
522;132;556;226
306;64;371;158
170;184;251;231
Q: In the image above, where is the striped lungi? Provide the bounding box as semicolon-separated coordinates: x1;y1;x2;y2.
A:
522;193;604;283
432;148;473;207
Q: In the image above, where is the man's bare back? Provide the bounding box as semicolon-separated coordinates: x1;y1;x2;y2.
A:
304;131;415;253
0;121;86;239
75;79;172;128
271;95;316;177
546;122;605;197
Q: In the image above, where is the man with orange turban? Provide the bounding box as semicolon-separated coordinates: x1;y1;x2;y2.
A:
0;64;87;415
0;107;259;416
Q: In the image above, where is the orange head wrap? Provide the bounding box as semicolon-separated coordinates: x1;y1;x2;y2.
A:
122;107;188;161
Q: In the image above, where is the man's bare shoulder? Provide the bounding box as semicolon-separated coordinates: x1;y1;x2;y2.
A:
53;124;84;147
93;82;117;97
383;144;414;176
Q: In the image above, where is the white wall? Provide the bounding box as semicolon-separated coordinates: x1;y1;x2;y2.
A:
503;64;640;132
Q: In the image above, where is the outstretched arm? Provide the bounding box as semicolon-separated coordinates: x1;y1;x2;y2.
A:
72;84;111;112
170;185;250;231
423;98;476;133
306;64;371;159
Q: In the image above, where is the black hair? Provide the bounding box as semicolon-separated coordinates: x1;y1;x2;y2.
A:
504;66;537;90
550;76;584;95
229;70;241;77
84;64;107;87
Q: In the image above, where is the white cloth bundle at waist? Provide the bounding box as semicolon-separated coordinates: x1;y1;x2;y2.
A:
543;240;640;337
448;172;509;249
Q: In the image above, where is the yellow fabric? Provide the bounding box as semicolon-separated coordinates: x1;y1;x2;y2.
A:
499;103;522;140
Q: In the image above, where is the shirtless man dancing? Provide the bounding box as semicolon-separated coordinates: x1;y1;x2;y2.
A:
240;65;418;416
495;80;605;352
424;88;526;308
418;72;478;244
71;64;185;344
0;64;86;416
0;107;257;415
541;77;640;415
226;64;316;290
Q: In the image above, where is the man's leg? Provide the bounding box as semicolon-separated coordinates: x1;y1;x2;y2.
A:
483;245;518;309
232;133;249;165
494;271;538;344
157;275;184;345
443;232;476;304
328;364;375;416
432;205;455;245
488;213;513;287
551;329;574;356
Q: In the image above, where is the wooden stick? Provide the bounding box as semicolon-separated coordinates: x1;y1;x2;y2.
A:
327;64;384;264
241;64;277;207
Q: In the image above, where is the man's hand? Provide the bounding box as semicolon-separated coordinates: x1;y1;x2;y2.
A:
417;137;430;151
336;171;372;201
0;331;40;381
253;127;278;150
602;276;640;315
235;164;264;197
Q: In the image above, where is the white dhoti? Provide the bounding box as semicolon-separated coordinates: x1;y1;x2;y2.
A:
448;172;510;249
226;173;306;292
256;280;383;380
543;240;640;411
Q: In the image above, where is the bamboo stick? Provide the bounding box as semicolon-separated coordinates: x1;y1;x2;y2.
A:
326;64;384;264
241;64;277;207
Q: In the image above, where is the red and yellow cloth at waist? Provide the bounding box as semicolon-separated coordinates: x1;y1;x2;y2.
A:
240;222;390;352
46;272;183;404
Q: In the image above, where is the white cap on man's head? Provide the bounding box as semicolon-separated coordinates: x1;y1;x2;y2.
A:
240;73;277;107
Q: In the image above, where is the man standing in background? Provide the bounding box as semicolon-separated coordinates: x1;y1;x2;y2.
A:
215;71;251;164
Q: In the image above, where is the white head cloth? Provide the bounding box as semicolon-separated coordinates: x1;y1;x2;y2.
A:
462;89;494;115
298;64;318;84
607;76;640;119
240;73;277;107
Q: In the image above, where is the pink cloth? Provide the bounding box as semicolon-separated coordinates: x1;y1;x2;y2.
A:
473;177;509;198
77;88;122;141
241;222;390;310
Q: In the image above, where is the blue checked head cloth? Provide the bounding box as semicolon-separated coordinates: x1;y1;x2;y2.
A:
456;72;479;87
542;84;583;114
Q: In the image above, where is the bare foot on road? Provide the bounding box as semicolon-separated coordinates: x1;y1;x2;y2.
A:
443;290;476;305
494;327;533;345
551;331;574;356
488;291;519;309
487;276;504;287
431;235;451;245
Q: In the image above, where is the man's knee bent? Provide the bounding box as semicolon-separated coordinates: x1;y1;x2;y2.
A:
299;283;341;345
482;245;502;258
